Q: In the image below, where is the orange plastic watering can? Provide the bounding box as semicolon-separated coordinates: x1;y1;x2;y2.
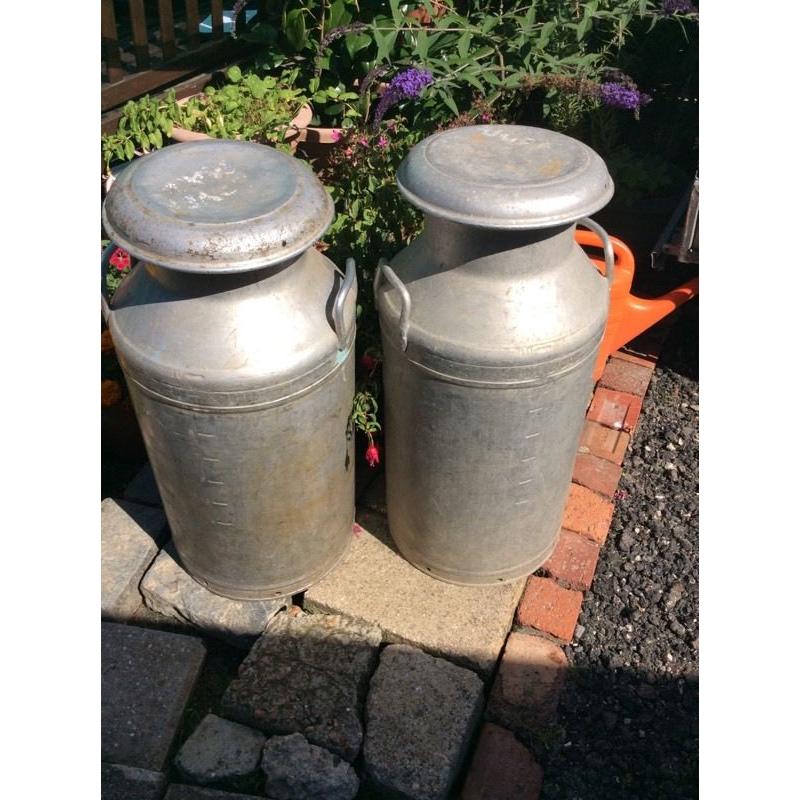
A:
575;226;699;381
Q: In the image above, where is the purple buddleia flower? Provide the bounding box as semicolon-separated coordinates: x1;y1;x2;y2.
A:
372;67;433;130
661;0;698;15
599;82;652;112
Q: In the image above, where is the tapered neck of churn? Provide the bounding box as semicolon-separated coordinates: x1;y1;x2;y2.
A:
420;216;576;275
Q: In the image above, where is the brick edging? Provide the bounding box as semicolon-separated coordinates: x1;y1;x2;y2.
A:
461;329;669;798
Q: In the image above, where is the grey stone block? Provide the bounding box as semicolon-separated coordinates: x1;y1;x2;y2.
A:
304;510;525;676
174;714;265;786
164;787;264;800
261;733;359;800
141;543;288;647
101;763;166;800
363;644;484;800
102;499;168;622
125;463;163;507
102;622;206;771
221;612;381;762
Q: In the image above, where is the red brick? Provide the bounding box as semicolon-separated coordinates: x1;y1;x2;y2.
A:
599;357;654;397
541;529;601;591
578;421;630;466
516;577;583;641
561;483;614;545
614;348;657;370
461;723;543;800
572;452;622;498
486;633;568;730
587;388;643;433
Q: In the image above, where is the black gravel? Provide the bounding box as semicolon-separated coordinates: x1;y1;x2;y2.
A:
538;300;699;800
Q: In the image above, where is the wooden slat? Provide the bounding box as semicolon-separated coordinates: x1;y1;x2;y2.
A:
211;0;224;37
235;1;249;35
158;0;177;60
101;37;256;112
129;0;151;69
101;0;125;83
185;0;201;46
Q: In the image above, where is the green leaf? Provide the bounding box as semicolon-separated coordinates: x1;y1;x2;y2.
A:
285;9;307;52
457;32;472;61
327;0;351;29
374;28;398;62
522;3;537;33
481;15;501;34
389;0;403;26
440;91;458;116
345;31;372;60
577;1;598;41
416;29;429;60
226;65;242;83
538;20;556;48
124;140;135;160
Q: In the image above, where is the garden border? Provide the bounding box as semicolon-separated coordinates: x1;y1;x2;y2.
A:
459;322;671;798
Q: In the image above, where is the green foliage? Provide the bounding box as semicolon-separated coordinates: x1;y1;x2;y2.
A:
101;69;316;172
247;1;663;129
351;380;381;437
101;93;179;172
178;68;306;146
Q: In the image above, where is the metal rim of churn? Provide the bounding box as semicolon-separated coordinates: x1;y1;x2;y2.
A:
396;124;614;229
102;139;334;273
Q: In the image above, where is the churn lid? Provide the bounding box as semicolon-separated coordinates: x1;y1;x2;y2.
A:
102;140;334;273
396;125;613;229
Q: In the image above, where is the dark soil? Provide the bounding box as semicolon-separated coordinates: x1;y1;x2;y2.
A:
539;299;699;800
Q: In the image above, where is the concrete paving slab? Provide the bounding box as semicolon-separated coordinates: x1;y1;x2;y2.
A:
363;644;484;800
221;612;381;762
164;787;264;800
141;542;287;647
304;510;525;676
102;622;207;771
101;763;166;800
102;499;168;622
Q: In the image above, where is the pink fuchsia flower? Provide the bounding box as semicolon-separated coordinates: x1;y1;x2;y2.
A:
360;354;379;372
377;135;389;149
365;440;380;467
330;129;342;142
109;247;131;271
358;136;369;147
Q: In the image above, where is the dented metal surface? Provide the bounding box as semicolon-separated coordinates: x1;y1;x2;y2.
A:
102;140;334;273
103;141;356;599
396;124;613;229
377;125;614;585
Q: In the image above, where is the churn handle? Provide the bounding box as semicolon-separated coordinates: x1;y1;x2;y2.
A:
101;243;115;323
373;258;411;351
577;217;615;288
333;257;357;351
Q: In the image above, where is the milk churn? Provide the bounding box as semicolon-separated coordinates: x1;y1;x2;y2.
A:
375;125;615;585
102;140;356;599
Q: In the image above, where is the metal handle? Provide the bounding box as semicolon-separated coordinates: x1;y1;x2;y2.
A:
577;217;615;288
333;257;357;351
101;243;115;323
373;258;411;351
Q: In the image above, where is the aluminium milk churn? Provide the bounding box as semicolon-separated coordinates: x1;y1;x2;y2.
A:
102;140;357;600
375;125;615;585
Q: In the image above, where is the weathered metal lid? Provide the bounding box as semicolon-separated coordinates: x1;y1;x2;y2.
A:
102;140;334;273
396;125;613;229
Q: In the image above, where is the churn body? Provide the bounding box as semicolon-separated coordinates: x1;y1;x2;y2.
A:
102;141;356;599
376;126;614;585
